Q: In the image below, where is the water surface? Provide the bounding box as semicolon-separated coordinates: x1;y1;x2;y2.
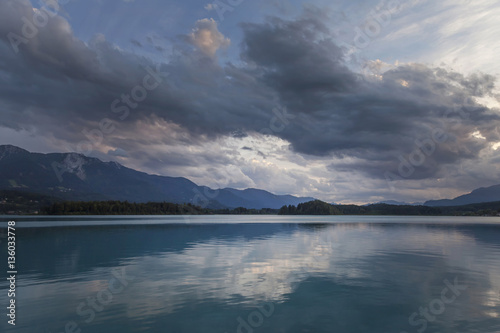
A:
1;216;499;332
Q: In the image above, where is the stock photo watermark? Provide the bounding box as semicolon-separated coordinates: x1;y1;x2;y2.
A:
352;0;402;50
5;220;17;326
400;277;468;333
184;103;295;217
259;105;295;136
385;100;471;191
48;267;134;333
7;0;72;54
205;0;245;22
51;64;168;182
236;303;275;333
234;232;333;333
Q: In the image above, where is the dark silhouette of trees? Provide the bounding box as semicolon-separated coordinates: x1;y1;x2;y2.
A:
279;200;341;215
279;200;500;216
40;201;280;215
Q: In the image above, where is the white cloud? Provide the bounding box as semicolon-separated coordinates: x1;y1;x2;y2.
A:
188;18;230;58
363;0;500;76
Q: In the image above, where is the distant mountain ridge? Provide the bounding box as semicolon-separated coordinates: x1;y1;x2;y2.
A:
374;200;423;206
425;184;500;206
0;145;315;209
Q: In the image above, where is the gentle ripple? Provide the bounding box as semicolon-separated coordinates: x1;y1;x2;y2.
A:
0;216;499;332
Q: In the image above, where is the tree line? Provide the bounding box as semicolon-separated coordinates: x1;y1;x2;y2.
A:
3;190;500;216
40;200;279;215
279;200;500;216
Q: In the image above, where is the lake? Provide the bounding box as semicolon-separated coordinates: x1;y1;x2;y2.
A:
1;215;500;333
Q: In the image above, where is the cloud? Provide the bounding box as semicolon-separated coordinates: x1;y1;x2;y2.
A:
362;0;500;76
187;18;230;58
108;148;129;157
237;14;500;181
130;39;142;47
0;2;500;202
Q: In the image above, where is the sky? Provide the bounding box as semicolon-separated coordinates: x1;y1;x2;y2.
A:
1;0;500;204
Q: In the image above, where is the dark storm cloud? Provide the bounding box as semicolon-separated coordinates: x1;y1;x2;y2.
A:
0;1;499;181
240;15;359;107
131;39;142;47
237;14;499;179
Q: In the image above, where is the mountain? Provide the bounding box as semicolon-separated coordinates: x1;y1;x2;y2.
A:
220;188;315;209
0;145;314;209
375;200;423;206
425;184;500;206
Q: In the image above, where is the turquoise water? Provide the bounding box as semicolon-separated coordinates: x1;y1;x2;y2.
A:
1;216;500;333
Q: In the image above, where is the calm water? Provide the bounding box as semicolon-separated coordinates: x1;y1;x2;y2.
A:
1;216;500;333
